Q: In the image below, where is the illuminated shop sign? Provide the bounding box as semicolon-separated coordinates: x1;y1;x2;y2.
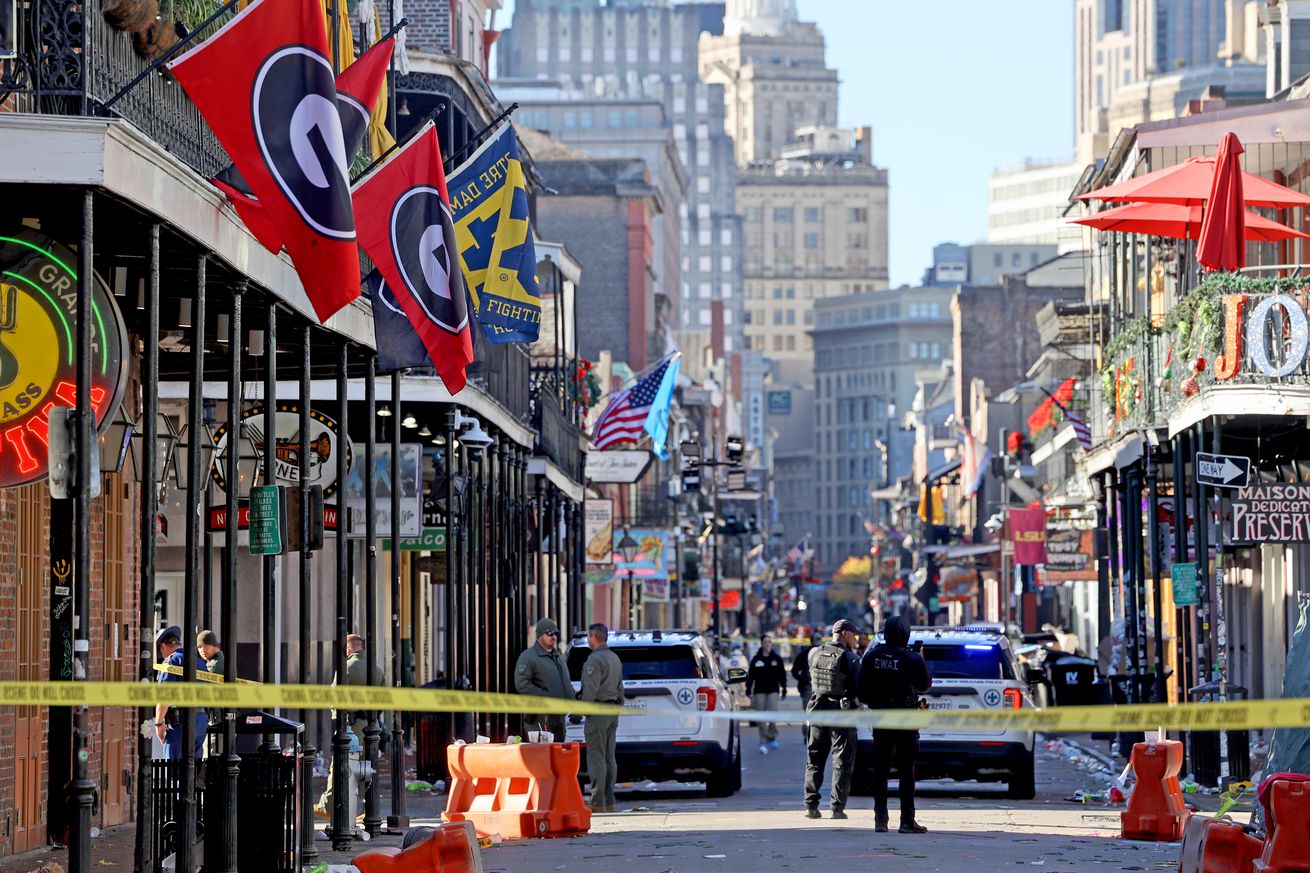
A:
0;232;128;489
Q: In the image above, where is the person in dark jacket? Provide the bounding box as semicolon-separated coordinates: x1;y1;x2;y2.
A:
746;634;787;753
802;620;861;819
791;632;821;702
515;617;573;740
859;614;932;834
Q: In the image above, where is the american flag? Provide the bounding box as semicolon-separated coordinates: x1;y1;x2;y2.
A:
591;356;674;450
1043;386;1093;452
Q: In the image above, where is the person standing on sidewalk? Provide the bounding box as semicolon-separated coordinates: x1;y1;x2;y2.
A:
802;620;861;819
747;634;787;753
791;631;820;703
579;623;623;813
315;633;369;821
515;617;573;741
859;614;932;834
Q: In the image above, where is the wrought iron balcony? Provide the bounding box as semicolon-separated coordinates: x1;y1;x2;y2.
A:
3;0;232;179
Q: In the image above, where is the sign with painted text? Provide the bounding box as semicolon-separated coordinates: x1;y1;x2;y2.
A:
584;450;653;484
1039;528;1095;584
344;443;422;538
211;404;353;498
1008;507;1047;566
1230;484;1310;543
1170;563;1199;607
584;498;613;565
0;232;129;489
247;485;286;555
383;527;446;552
1195;452;1250;489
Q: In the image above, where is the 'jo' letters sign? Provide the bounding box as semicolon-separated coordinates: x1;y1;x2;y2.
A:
1230;484;1310;543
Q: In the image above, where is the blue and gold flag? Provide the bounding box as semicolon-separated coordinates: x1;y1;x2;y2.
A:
447;123;541;344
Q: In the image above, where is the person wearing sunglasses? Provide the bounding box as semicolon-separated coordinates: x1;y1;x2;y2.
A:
515;617;573;741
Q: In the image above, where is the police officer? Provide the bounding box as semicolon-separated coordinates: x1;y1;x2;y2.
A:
579;622;624;813
802;619;861;820
858;614;932;834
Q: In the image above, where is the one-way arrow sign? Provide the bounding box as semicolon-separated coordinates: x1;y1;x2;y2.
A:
1196;452;1251;489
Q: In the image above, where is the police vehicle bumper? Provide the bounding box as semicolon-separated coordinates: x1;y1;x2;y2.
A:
853;737;1030;784
576;740;731;780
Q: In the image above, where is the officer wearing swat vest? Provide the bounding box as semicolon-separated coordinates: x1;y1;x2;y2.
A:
859;614;932;834
802;619;861;820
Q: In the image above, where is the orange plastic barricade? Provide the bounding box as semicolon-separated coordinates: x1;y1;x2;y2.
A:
1121;740;1190;842
1178;816;1264;873
1254;775;1310;873
442;742;591;839
353;822;483;873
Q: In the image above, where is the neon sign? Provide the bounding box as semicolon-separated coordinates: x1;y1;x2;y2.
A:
0;232;127;489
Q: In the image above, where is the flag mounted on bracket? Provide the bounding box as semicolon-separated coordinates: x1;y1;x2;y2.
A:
447;123;542;344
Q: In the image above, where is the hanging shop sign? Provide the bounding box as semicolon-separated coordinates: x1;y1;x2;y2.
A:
1007;507;1047;566
584;498;614;565
208;502;339;533
1195;452;1250;489
343;442;422;538
1229;484;1310;543
1039;528;1095;584
767;390;792;415
587;528;672;583
0;232;129;489
584;449;653;484
210;403;352;498
1170;563;1199;607
382;527;446;552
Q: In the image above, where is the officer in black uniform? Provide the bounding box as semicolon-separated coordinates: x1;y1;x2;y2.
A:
802;619;861;820
859;614;932;834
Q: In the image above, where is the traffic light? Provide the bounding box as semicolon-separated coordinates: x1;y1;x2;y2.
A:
681;463;701;493
725;435;744;464
682;547;700;581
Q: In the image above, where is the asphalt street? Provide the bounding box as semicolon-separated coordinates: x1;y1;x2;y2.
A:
488;723;1187;873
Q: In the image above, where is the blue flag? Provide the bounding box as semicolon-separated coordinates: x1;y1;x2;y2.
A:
447;124;541;344
363;269;432;374
644;354;680;459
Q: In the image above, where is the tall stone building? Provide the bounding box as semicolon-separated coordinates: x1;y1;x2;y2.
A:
739;126;889;383
808;287;956;571
699;0;839;165
497;0;744;366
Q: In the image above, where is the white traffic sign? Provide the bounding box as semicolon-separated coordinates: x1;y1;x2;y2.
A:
1196;452;1251;489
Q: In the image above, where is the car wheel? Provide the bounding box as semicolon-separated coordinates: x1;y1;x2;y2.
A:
1007;748;1036;800
706;730;739;798
731;726;743;792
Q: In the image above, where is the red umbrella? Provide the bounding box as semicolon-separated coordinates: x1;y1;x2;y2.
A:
1196;132;1247;271
1078;155;1310;209
1069;201;1309;243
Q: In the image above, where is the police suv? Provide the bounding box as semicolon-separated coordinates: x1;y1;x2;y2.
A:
565;630;745;797
853;625;1038;799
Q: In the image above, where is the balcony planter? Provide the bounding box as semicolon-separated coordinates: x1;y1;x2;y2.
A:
103;0;160;33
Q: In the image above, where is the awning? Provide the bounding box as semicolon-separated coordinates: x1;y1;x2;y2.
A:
921;543;1000;559
869;485;901;502
922;458;962;484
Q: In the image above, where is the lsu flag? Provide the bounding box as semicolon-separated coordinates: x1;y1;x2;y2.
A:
447;124;541;344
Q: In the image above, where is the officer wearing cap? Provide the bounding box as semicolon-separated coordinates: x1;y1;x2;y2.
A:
515;617;573;740
802;619;861;820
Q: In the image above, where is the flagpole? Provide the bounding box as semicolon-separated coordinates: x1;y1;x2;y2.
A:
442;102;520;171
99;0;243;110
353;103;448;183
590;351;681;408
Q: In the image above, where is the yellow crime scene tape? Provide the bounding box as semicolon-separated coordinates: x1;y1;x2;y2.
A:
2;679;1310;733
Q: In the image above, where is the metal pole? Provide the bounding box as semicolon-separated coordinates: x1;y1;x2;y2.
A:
261;302;279;731
214;282;244;873
1147;449;1168;705
68;189;96;873
1120;469;1140;704
330;344;353;850
363;355;382;835
387;370;409;829
298;325;319;867
443;408;457;686
133;223;160;873
1173;431;1193;698
177;254;206;873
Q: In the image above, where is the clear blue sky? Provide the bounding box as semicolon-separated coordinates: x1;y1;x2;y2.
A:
494;0;1074;287
802;0;1074;286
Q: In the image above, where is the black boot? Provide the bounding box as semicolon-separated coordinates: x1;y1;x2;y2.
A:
899;820;928;834
874;814;889;833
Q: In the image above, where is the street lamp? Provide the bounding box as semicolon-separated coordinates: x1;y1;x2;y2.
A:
618;529;639;628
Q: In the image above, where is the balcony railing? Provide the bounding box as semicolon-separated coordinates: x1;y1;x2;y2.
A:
3;0;232;178
1099;329;1168;438
534;392;584;484
469;330;531;424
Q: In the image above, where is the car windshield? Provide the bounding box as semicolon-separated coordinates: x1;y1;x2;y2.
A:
920;643;1013;680
566;644;703;682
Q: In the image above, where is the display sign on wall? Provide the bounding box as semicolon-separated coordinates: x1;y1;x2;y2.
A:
1230;484;1310;543
344;442;422;538
210;403;353;498
0;232;129;490
1039;528;1095;584
1170;563;1199;606
584;450;653;484
584;498;613;565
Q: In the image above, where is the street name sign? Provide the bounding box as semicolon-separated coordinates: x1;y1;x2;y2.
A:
1196;452;1250;489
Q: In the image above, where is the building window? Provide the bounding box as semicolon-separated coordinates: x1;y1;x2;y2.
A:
848;207;868;223
993;252;1003;267
773;335;783;351
773;207;793;223
805;233;820;249
785;309;795;325
805;207;821;223
772;310;783;325
699;282;712;299
785;335;795;351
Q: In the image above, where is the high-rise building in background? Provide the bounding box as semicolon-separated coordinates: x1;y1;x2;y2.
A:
986;159;1085;248
699;0;838;164
497;0;744;370
739;126;889;383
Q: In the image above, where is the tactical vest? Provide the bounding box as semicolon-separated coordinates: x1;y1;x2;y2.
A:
809;644;849;698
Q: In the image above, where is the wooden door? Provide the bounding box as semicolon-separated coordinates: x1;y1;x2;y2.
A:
98;472;132;825
14;487;47;854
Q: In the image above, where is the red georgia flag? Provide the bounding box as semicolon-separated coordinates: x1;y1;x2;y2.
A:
211;37;395;256
352;123;473;393
169;0;360;322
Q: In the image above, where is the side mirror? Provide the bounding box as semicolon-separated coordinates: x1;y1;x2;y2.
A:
726;667;748;685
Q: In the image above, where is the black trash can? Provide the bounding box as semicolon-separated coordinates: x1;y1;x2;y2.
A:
415;678;452;784
1109;674;1146;756
151;758;205;872
207;711;303;873
1046;655;1101;707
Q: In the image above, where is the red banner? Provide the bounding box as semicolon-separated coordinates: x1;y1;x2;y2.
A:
1008;507;1048;566
169;0;361;322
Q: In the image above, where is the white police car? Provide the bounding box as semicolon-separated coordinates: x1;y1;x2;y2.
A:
854;626;1038;799
565;630;744;797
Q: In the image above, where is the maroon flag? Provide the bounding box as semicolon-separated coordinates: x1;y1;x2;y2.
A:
211;37;395;256
1008;507;1048;566
169;0;360;322
352;123;473;393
